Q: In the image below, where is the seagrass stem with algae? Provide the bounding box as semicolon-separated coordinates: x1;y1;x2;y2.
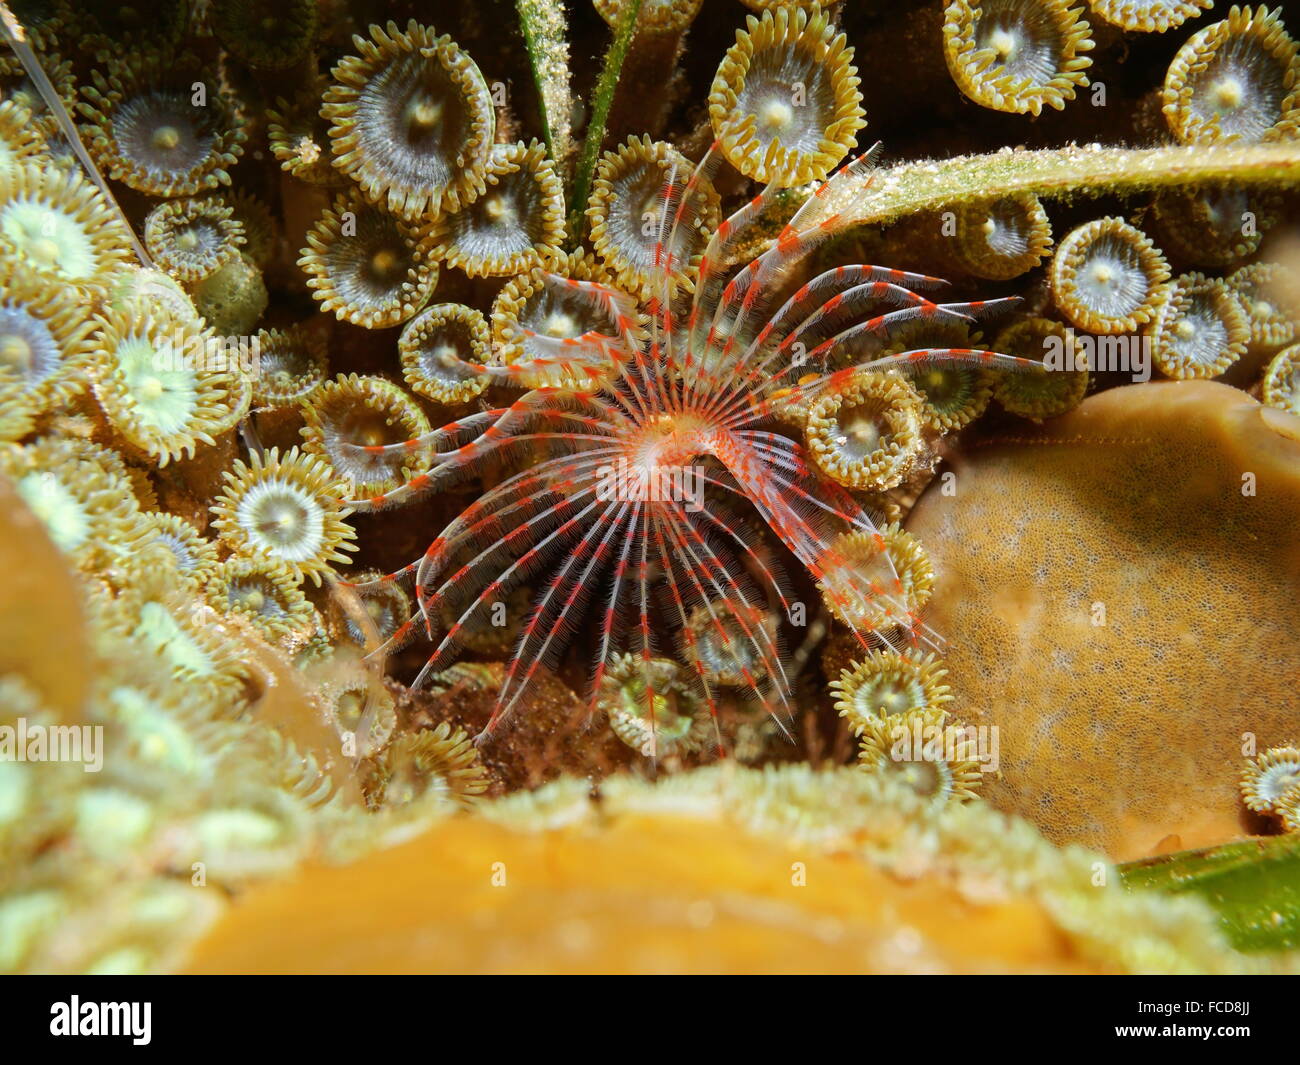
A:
566;0;645;245
0;1;153;267
515;0;572;185
848;143;1300;230
1121;834;1300;953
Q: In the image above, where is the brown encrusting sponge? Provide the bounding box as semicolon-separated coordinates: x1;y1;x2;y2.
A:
906;382;1300;861
0;0;1298;975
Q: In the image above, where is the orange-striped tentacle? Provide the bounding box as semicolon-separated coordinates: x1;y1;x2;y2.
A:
646;509;725;751
585;501;644;719
657;501;795;724
354;453;617;658
492;499;635;725
654;141;726;399
413;484;614;693
408;448;618;637
691;145;888;409
704;284;980;428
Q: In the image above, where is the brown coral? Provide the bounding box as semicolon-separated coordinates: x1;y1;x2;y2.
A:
951;193;1053;280
805;372;926;491
993;316;1090;420
398;303;492;405
93;309;241;465
210;446;357;586
1147;273;1250;379
251;325;329;409
490;252;630;389
586;136;720;298
267;84;346;187
1086;0;1213;33
144;197;246;283
299;374;431;498
1228;261;1298;348
0;163;133;291
0;99;46;168
0;262;97;438
1261;343;1299;414
210;0;319;70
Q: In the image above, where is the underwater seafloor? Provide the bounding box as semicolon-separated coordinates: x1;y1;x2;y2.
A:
0;0;1298;975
